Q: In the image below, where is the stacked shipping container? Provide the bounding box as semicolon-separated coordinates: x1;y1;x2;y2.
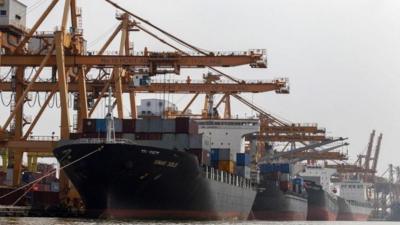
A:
259;163;293;191
236;153;251;179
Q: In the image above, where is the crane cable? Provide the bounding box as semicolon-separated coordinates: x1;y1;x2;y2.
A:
0;92;13;107
48;92;56;108
0;68;13;82
105;0;241;84
105;0;209;55
0;145;104;204
26;92;39;108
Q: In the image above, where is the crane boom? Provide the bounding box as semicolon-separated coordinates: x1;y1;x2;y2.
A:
261;137;347;162
371;133;383;173
364;130;376;170
0;79;288;94
287;143;349;162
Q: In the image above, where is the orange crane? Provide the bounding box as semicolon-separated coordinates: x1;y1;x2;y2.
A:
0;0;270;190
325;131;383;176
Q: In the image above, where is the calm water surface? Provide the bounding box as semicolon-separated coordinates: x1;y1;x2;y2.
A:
0;218;398;225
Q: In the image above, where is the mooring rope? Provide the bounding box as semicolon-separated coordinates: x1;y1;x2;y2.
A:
0;145;104;203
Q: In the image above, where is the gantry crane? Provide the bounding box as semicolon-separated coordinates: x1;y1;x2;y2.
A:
0;0;270;196
325;131;383;176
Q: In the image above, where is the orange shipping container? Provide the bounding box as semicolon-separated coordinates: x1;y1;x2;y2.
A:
218;160;235;173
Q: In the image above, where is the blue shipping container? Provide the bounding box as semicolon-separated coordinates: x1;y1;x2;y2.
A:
236;153;251;166
292;178;303;185
210;149;220;161
259;163;291;174
95;118;122;133
95;119;107;132
279;163;290;173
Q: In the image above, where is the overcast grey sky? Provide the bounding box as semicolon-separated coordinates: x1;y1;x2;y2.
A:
3;0;400;174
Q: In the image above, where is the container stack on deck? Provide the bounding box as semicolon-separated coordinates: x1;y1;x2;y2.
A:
236;153;251;179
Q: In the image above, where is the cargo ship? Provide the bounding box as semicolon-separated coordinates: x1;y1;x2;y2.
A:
251;163;308;220
331;175;373;220
53;99;259;220
300;164;338;220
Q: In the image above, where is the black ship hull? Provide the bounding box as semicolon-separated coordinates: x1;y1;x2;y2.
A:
305;184;338;220
53;141;256;220
251;180;308;220
337;197;373;221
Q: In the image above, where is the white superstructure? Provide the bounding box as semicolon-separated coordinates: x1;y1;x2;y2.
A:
300;164;337;192
331;174;372;202
196;119;260;159
137;99;178;117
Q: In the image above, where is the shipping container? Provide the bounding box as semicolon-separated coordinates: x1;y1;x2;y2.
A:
280;173;290;182
218;160;235;174
135;133;162;140
122;119;136;133
95;119;107;133
189;120;199;134
261;171;280;181
218;148;232;161
82;119;96;133
135;118;167;133
211;149;219;161
236;153;251;166
259;163;292;174
236;166;251;179
114;119;123;133
162;119;176;133
292;178;303;185
175;117;190;133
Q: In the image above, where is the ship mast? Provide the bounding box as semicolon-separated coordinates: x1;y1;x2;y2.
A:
106;87;116;143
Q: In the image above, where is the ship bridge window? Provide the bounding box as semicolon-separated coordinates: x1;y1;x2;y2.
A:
0;10;6;16
146;101;151;107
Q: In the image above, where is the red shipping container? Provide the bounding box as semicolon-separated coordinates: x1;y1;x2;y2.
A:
122;119;136;133
175;117;190;133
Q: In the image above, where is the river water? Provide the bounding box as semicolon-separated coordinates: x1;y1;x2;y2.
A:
0;218;397;225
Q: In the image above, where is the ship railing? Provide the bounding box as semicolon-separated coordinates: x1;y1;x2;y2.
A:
27;135;60;141
203;166;253;189
66;138;134;145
